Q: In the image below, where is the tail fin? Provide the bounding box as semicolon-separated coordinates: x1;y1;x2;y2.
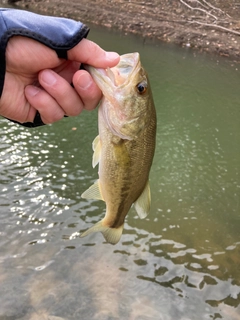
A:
80;220;124;245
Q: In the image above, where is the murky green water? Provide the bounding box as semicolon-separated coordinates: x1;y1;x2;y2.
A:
0;21;240;320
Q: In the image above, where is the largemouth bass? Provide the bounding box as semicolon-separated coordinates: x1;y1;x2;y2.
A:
81;52;156;245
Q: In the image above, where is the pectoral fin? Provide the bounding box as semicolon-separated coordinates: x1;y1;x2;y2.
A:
92;135;101;168
80;220;124;245
81;180;104;200
134;181;151;219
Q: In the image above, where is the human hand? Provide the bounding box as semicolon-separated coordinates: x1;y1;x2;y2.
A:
0;36;119;124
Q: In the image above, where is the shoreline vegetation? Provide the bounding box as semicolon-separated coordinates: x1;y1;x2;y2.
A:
4;0;240;61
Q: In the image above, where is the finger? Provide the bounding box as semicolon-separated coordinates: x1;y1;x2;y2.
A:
38;69;85;116
24;104;37;123
25;85;65;124
52;60;80;83
68;38;120;68
73;70;102;110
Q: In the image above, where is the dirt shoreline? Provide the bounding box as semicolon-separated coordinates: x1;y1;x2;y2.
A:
5;0;240;61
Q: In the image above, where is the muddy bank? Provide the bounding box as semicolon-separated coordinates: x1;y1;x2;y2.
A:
5;0;240;60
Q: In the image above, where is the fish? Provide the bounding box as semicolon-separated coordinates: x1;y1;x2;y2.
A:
81;52;156;245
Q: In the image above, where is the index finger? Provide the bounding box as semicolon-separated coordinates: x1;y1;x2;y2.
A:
67;38;120;68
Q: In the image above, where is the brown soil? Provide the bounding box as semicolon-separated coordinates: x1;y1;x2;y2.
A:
6;0;240;61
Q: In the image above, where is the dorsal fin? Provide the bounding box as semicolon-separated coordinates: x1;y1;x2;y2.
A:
134;180;151;219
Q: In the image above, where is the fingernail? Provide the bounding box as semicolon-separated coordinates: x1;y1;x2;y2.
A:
76;72;92;90
105;52;120;62
41;70;57;86
25;85;40;97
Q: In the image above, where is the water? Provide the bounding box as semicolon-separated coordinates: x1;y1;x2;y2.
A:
0;23;240;320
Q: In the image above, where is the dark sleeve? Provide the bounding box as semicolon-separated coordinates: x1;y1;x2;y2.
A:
0;8;90;127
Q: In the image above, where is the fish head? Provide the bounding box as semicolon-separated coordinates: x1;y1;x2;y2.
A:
86;53;154;140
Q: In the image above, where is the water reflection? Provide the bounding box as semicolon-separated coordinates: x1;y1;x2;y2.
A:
0;26;240;319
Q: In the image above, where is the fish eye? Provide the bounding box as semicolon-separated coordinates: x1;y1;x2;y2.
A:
136;82;147;95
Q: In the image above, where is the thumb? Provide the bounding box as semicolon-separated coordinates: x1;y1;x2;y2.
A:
67;39;120;68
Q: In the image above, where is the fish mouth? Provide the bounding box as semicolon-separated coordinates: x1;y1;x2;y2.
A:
84;52;140;95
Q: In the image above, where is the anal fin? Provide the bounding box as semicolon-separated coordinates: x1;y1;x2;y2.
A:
81;180;104;200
